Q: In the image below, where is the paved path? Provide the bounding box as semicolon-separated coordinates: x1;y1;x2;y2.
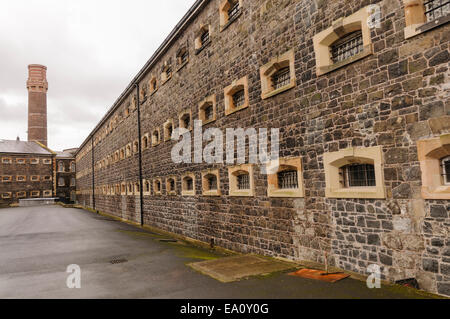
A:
0;205;438;299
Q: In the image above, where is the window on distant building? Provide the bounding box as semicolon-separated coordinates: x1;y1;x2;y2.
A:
58;177;65;187
58;162;64;172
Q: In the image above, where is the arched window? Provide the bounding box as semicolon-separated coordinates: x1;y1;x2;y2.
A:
58;162;64;172
182;174;195;196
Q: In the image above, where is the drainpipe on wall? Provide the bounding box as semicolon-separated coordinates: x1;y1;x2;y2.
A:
91;137;96;212
135;83;144;227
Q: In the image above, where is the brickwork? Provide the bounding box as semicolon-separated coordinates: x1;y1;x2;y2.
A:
27;64;48;147
0;153;54;206
75;0;450;296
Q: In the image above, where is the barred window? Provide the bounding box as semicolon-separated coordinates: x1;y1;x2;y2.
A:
17;158;26;164
2;176;11;182
184;177;193;191
2;158;11;164
237;173;250;190
331;30;364;63
155;180;161;192
272;67;291;90
341;164;376;187
441;156;450;185
232;89;245;108
201;30;210;46
207;175;217;190
143;136;149;149
424;0;450;22
277;170;299;189
2;192;12;199
228;1;240;20
166;66;172;77
145;181;150;192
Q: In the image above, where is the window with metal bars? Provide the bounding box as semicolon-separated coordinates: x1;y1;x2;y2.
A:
331;30;364;63
277;170;299;189
165;66;172;78
441;156;450;185
201;30;210;46
145;181;150;192
207;175;217;190
341;164;376;187
228;1;240;20
232;89;245;108
237;173;250;190
155;181;161;192
167;124;173;138
184;177;193;190
272;67;291;90
179;50;189;64
424;0;450;22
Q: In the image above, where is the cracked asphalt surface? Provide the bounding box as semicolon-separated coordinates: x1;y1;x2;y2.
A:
0;205;439;299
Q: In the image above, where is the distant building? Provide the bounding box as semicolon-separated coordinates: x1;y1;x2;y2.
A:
0;65;77;205
0;138;54;206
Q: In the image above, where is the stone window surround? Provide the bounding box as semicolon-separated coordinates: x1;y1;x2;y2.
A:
181;173;196;196
2;192;12;199
153;178;163;195
126;143;132;157
142;133;150;150
127;182;133;195
1;176;12;182
16;175;26;182
166;176;177;196
198;94;217;125
417;134;450;199
121;182;127;195
266;157;304;198
228;164;255;197
16;191;26;198
149;76;158;95
120;147;126;160
133;139;139;154
312;6;373;76
43;190;52;197
323;146;386;199
31;191;40;197
43;158;52;165
2;157;12;164
30;175;40;182
16;158;26;164
179;109;192;131
115;150;120;162
143;179;151;196
30;158;39;164
259;49;296;99
163;119;175;142
195;24;211;54
202;169;221;196
152;128;161;146
43;176;52;181
176;45;189;71
134;181;141;195
219;0;243;31
403;0;450;39
224;76;249;116
161;61;172;85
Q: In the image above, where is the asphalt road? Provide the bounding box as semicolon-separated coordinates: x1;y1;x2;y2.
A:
0;205;438;299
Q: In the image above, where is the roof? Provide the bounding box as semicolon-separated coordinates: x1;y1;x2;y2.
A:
56;150;75;159
76;0;209;155
0;140;53;155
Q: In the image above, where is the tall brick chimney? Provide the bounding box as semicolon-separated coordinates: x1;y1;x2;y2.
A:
27;64;48;147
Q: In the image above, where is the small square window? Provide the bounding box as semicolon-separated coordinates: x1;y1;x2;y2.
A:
182;173;196;196
166;177;177;196
16;158;26;164
220;0;242;31
202;170;221;196
1;192;12;199
2;158;12;164
1;176;12;182
17;176;26;182
224;76;249;115
153;179;162;195
228;164;255;197
30;158;39;164
199;95;217;125
195;25;211;53
260;49;296;99
267;157;304;198
179;110;192;131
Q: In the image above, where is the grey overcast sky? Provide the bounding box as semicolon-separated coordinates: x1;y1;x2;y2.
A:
0;0;197;151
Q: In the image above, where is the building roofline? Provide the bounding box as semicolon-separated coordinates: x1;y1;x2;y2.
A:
75;0;209;155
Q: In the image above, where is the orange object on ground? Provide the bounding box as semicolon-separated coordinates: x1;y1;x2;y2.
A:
288;269;350;283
